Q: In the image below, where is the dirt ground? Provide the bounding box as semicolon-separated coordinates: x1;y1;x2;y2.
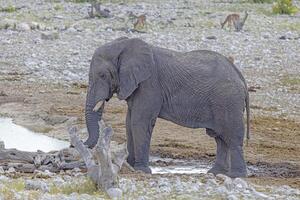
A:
0;77;299;188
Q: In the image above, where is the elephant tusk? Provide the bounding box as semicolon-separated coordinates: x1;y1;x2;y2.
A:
93;101;104;112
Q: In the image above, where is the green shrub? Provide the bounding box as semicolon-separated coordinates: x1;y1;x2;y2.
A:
0;5;16;12
272;0;298;15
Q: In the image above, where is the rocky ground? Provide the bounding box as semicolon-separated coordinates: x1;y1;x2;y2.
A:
0;0;300;199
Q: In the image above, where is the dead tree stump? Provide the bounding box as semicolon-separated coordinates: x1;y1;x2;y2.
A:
69;121;127;196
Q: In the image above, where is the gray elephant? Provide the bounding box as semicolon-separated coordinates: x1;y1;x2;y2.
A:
85;37;250;178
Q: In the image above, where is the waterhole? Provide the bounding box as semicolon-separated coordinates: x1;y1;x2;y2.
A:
0;118;69;152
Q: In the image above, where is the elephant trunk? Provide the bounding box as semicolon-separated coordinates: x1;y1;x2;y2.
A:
84;92;105;148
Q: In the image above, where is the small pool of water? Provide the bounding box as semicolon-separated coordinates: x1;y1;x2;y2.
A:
151;166;209;174
0;118;69;152
150;156;211;174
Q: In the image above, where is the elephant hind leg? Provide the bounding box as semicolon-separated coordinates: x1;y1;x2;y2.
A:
211;104;247;177
228;145;247;178
224;119;247;178
207;129;230;175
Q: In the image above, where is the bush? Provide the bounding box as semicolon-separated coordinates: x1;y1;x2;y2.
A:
272;0;298;15
0;5;16;12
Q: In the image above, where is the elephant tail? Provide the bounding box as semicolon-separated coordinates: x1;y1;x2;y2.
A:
245;89;250;145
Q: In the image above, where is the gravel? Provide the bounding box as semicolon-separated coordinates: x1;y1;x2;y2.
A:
0;0;299;120
1;173;298;199
0;0;299;198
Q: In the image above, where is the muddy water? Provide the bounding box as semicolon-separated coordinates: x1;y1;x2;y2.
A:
0;118;69;152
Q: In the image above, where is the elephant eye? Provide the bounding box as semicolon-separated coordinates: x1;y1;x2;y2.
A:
99;73;106;79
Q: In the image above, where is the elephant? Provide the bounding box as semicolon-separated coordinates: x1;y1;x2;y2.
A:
84;37;250;178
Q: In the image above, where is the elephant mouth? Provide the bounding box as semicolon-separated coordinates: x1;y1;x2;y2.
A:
93;100;104;112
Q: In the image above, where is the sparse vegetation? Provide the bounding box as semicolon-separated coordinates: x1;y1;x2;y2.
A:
249;0;274;3
50;178;100;195
0;5;16;13
272;0;298;15
277;21;300;31
281;76;300;86
66;0;90;3
0;179;25;199
54;4;63;11
280;75;300;92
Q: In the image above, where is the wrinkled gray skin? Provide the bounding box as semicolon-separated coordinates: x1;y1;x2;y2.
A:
85;37;250;178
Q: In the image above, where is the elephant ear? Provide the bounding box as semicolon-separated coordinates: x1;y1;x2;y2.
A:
117;39;153;100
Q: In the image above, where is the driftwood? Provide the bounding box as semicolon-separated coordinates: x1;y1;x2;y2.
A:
0;145;84;173
0;122;128;179
69;121;127;191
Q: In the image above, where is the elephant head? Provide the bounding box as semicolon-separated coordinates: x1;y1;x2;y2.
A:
84;38;154;147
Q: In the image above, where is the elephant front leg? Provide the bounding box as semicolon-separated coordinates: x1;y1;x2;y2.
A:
130;116;157;173
126;109;135;167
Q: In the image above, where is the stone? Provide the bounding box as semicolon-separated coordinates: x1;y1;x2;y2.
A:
41;31;59;40
216;185;228;196
206;178;218;186
7;167;16;173
0;167;4;174
279;35;287;40
216;173;230;182
107;187;123;199
16;23;31;31
25;180;49;192
204;173;215;179
227;194;238;200
29;21;40;30
233;178;248;190
223;177;233;191
206;36;217;40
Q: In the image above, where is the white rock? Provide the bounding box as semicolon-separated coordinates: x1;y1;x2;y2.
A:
67;27;77;33
216;173;230;182
7;167;16;173
25;180;49;192
206;178;218;186
233;178;248;190
252;190;269;199
216;185;228;196
29;21;39;30
0;167;4;174
41;31;59;40
0;175;9;181
227;194;238;200
16;23;31;31
107;187;122;199
223;177;233;191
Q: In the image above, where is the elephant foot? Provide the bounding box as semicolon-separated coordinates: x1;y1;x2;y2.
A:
207;166;229;176
227;170;247;178
127;157;135;168
134;165;152;174
83;138;97;149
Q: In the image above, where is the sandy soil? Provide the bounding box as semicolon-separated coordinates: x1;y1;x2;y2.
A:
0;78;299;188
